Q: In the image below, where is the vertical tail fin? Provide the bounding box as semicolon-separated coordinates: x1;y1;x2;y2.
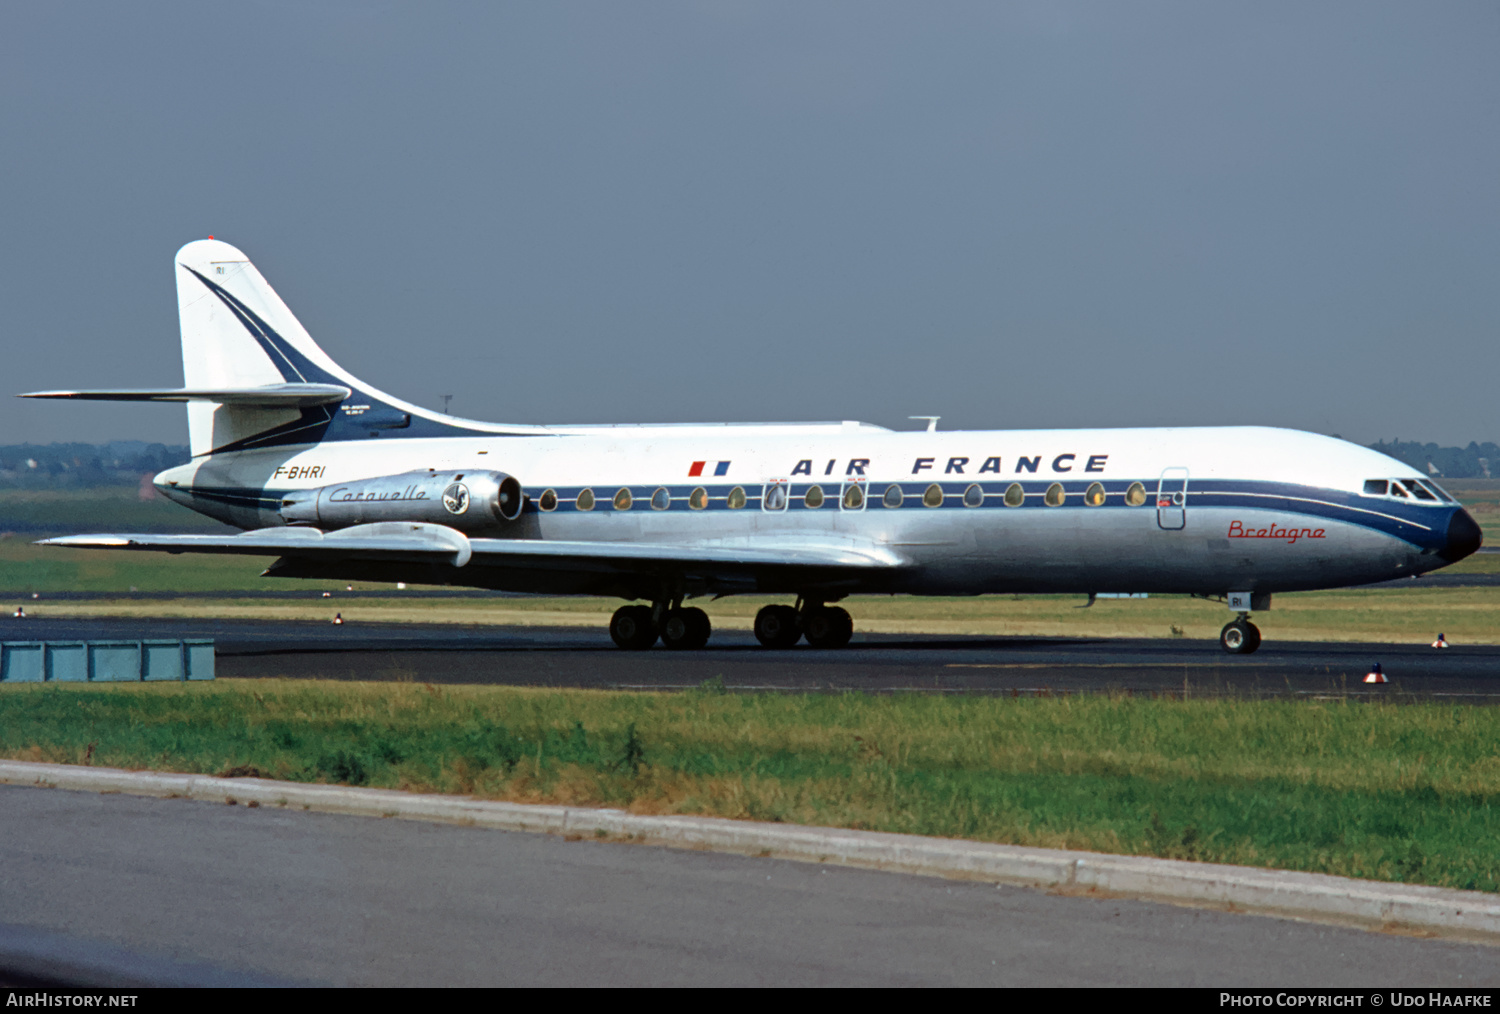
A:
176;239;345;456
24;239;545;457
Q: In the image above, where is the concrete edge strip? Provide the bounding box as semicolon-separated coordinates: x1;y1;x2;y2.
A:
4;759;1497;943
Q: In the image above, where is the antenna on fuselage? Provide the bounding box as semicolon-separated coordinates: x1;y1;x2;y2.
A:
909;416;940;432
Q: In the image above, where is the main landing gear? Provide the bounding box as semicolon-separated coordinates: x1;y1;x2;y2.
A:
1219;615;1262;654
609;602;711;650
753;600;854;650
607;598;855;650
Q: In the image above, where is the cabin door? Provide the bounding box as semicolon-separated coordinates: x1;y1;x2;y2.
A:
1156;468;1188;530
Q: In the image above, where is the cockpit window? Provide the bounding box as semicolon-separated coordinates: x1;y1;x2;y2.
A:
1418;479;1455;503
1364;478;1450;503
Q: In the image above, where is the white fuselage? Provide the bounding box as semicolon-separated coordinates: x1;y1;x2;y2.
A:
155;422;1473;598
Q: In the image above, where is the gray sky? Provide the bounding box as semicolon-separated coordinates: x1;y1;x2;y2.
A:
3;1;1496;447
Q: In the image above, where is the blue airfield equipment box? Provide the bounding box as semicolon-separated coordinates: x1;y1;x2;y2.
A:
0;640;214;682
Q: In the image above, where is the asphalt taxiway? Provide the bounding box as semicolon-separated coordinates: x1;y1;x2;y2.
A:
2;784;1495;986
8;615;1500;699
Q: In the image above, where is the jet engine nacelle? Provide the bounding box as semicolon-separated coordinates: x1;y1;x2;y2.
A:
278;469;524;532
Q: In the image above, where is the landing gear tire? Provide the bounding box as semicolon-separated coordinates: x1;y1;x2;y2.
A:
754;604;802;648
610;605;659;650
1220;620;1262;655
803;605;853;649
661;607;711;650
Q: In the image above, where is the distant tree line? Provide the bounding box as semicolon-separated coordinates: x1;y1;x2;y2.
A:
0;442;192;488
1368;440;1500;479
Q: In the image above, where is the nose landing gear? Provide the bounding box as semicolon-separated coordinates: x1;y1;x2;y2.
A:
1220;615;1262;654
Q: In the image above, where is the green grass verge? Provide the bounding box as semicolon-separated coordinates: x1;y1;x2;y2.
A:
0;488;230;536
3;681;1498;892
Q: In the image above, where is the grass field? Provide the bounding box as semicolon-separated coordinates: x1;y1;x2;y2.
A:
2;680;1497;893
0;488;233;536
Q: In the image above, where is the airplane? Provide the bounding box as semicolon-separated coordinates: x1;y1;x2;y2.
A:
21;239;1483;654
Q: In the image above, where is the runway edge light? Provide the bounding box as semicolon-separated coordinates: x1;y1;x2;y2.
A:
333;613;344;626
1363;663;1387;684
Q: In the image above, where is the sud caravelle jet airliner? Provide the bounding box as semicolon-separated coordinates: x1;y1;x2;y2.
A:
22;239;1483;654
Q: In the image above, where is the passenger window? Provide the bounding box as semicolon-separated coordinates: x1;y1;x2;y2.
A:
1084;482;1105;506
923;483;943;508
963;484;984;508
539;489;558;512
689;487;708;510
727;486;747;509
804;485;824;509
1363;480;1388;496
575;488;595;511
651;487;670;510
1044;483;1065;507
1003;483;1024;507
882;484;903;508
1124;482;1146;506
842;483;865;510
763;482;788;511
613;488;633;510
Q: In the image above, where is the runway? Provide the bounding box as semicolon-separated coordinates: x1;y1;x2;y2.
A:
9;615;1500;699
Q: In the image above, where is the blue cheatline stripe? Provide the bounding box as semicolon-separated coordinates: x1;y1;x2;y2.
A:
182;478;1454;551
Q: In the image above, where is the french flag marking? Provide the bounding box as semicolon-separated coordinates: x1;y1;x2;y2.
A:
689;461;732;477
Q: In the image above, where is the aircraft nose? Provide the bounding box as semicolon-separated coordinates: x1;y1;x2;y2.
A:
1440;508;1483;563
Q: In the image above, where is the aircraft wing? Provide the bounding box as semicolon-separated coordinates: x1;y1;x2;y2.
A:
39;524;909;583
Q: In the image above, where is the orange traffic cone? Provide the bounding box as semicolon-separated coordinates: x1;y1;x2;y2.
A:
1431;633;1449;648
1363;663;1387;684
12;606;23;619
332;613;344;626
321;591;332;598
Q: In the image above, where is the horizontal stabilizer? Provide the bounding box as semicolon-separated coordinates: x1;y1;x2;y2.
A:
18;383;351;406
